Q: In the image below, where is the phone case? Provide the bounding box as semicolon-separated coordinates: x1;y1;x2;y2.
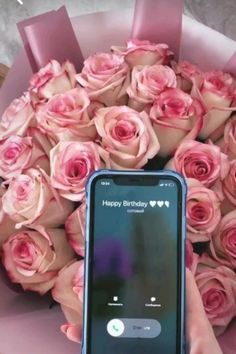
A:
82;169;187;354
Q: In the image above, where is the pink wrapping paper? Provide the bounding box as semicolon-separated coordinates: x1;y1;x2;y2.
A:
1;1;236;353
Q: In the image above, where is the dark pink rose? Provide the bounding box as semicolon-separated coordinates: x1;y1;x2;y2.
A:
112;39;173;68
52;261;83;343
50;141;110;201
150;88;204;156
0;93;34;140
192;71;235;139
94;106;159;169
29;60;76;102
210;210;236;269
2;228;75;294
36;88;96;143
2;168;73;229
186;178;221;242
166;140;229;187
127;64;176;111
65;202;86;257
76;53;129;106
196;254;236;335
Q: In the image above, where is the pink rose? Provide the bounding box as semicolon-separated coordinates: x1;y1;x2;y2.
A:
52;261;83;343
196;254;236;335
210;210;236;269
36;88;96;142
222;114;236;160
0;186;17;251
65;202;86;257
87;101;105;119
150;88;204;157
94;106;160;169
0;93;34;140
186;178;221;242
50;141;110;201
127;65;177;111
192;71;235;139
2;228;75;294
0;135;49;180
166;140;229;187
171;60;202;93
186;239;199;274
29;60;76;103
2;168;73;229
76;53;129;106
220;160;236;214
112;39;173;68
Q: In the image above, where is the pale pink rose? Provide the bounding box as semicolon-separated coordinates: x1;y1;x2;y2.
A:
220;160;236;214
192;71;235;139
2;168;73;229
29;60;76;103
186;239;199;274
76;53;129;106
127;65;177;111
166;140;230;188
50;141;110;201
0;135;49;180
52;261;83;343
186;178;221;242
171;60;202;93
36;88;96;142
87;101;105;119
65;202;86;257
2;228;75;294
0;93;35;140
210;210;236;269
196;253;236;335
150;88;204;157
0;186;17;251
222;114;236;160
94;106;160;169
112;39;173;68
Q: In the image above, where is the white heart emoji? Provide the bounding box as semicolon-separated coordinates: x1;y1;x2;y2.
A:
149;200;156;207
157;201;164;207
165;201;170;208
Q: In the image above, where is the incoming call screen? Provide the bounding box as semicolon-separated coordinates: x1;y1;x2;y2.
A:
87;176;182;354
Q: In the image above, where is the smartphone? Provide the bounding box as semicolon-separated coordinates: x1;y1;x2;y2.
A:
83;170;186;354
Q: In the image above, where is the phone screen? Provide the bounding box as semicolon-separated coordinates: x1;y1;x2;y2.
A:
86;174;184;354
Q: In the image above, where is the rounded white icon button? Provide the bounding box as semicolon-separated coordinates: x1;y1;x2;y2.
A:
107;319;125;337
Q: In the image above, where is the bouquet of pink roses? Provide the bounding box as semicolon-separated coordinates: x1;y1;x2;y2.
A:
1;1;236;353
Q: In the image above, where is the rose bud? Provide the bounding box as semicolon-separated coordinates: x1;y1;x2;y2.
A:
186;178;221;242
65;202;86;257
112;39;173;68
210;210;236;269
50;141;110;202
94;106;160;169
0;135;49;180
36;88;96;143
166;140;230;188
171;60;202;93
127;65;177;112
76;53;129;106
220;160;236;214
2;168;73;229
191;71;235;139
52;260;83;343
2;228;75;294
150;88;204;157
29;60;76;104
0;186;18;251
186;239;199;274
195;253;236;335
0;93;35;140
